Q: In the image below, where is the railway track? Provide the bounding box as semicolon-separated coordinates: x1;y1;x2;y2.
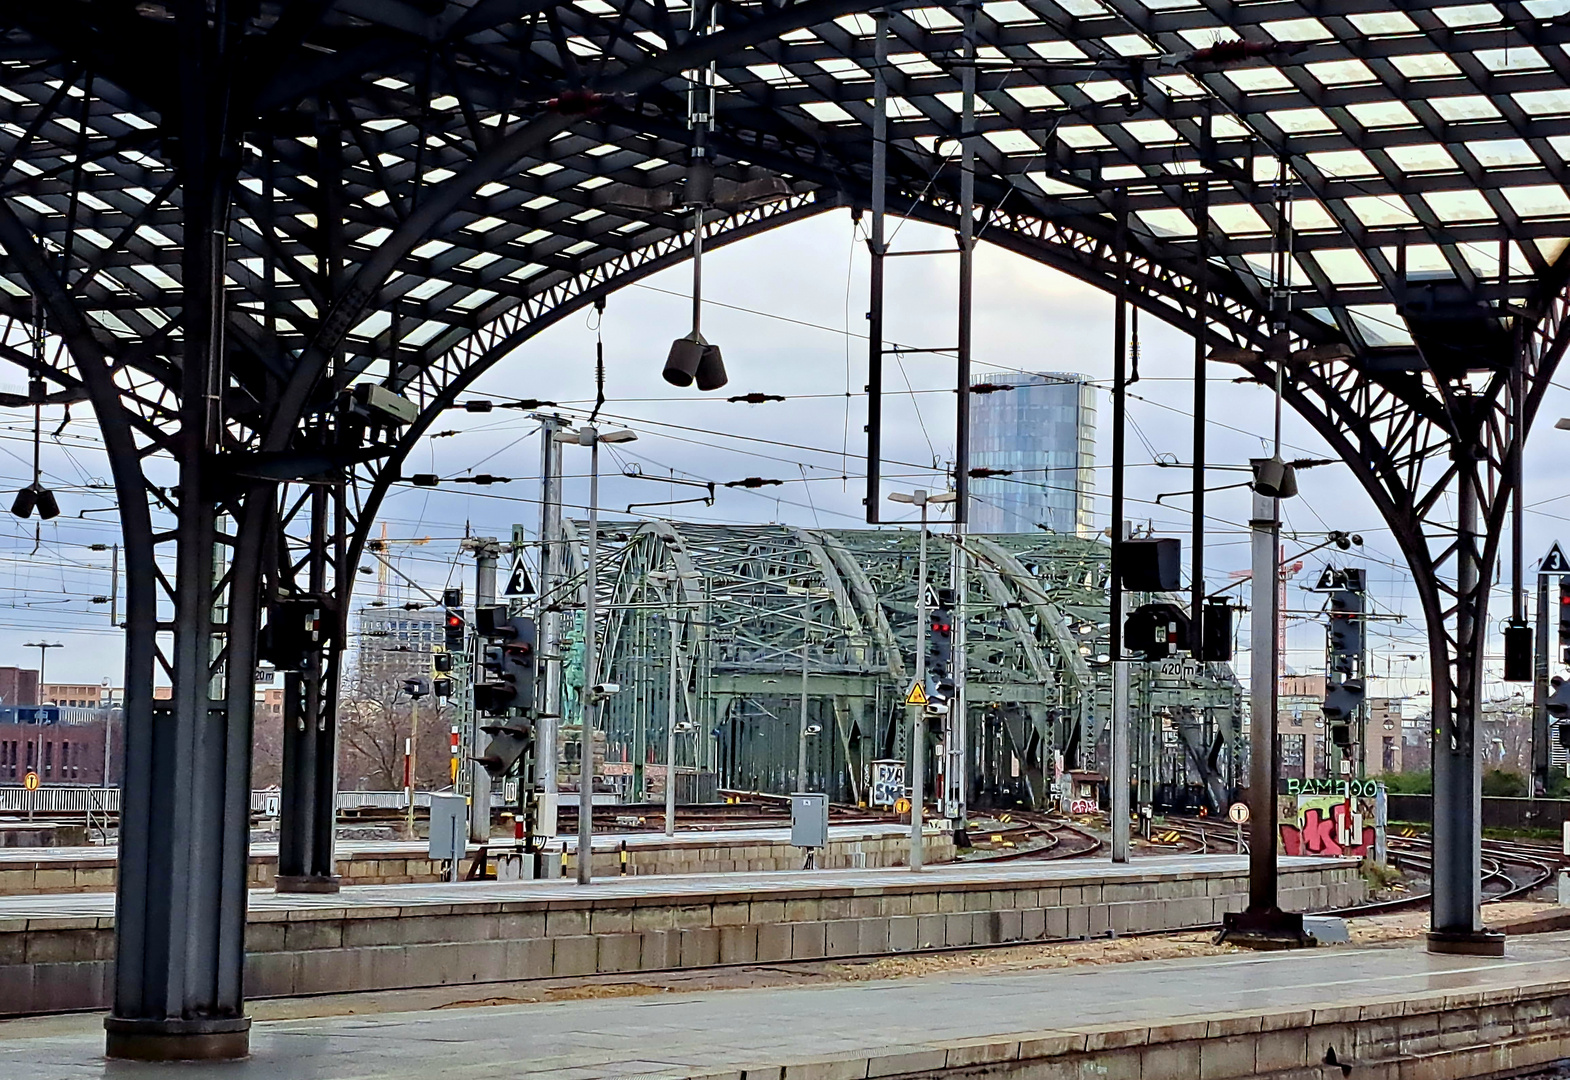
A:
962;810;1103;862
1167;815;1563;917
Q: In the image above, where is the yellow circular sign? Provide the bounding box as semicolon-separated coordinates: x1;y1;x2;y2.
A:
894;797;911;814
22;771;40;792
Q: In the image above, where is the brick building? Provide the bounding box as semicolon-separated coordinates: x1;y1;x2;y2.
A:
42;683;110;708
0;667;39;707
0;706;115;785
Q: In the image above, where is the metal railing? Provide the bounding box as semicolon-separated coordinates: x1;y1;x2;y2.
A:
0;787;506;815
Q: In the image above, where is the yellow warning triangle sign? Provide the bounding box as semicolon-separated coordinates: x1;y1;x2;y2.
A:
905;680;929;706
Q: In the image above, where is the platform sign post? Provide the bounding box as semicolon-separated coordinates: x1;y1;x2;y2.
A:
1228;801;1249;856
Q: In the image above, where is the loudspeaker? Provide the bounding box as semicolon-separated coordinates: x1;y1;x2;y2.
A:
664;333;705;387
694;343;727;391
1118;537;1180;591
1251;456;1298;499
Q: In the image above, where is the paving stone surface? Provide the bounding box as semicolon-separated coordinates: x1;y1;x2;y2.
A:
8;921;1568;1079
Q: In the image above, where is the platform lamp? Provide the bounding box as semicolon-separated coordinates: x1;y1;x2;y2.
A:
663;0;727;393
556;424;638;883
887;488;957;871
23;641;64;782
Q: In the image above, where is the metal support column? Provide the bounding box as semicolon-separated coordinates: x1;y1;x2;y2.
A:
107;4;257;1055
535;415;565;839
665;585;680;836
1247;489;1280;910
864;9;888;523
1217;487;1306;945
1534;567;1552;795
954;0;975;524
578;431;604;884
951;531;968;840
797;588;811;791
1428;448;1502;954
911;500;929;870
1109;199;1130;864
471;537;499;843
276;487;341;894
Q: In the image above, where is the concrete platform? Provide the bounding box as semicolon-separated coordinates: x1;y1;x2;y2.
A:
0;822;946;895
0;854;1360;1017
9;929;1570;1079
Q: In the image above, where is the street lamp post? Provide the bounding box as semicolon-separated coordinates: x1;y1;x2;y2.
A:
560;424;637;883
24;641;63;782
888;489;956;871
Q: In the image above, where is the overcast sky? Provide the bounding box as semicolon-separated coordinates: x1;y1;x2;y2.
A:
5;207;1570;704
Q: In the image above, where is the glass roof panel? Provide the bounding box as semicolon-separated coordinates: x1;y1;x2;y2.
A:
1345;196;1418;227
1430;96;1503;122
1385;145;1459;173
1434;4;1505;27
1346;11;1420;35
1502;186;1570;219
1262;18;1335;41
1312;249;1378;284
1391;54;1462;80
1347;306;1414;347
1422;190;1498;222
1464;140;1538;169
1307;60;1378;87
1209;204;1270;236
1346;101;1419;129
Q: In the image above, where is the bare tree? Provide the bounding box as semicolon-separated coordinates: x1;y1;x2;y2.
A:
338;674;454;790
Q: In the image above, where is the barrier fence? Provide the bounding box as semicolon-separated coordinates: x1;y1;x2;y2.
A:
0;787;510;815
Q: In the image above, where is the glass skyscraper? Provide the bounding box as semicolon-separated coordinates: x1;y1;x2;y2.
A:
968;372;1097;535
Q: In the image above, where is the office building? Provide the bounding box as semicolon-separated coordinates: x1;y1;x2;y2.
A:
967;372;1096;535
351;608;445;694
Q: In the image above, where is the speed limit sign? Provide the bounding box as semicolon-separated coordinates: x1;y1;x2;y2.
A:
1227;801;1250;825
22;771;39;792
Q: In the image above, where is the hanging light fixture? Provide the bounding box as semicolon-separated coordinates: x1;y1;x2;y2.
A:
664;0;727;392
12;304;58;520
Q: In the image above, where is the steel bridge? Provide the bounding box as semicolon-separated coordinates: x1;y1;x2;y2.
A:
0;0;1565;1058
581;522;1241;809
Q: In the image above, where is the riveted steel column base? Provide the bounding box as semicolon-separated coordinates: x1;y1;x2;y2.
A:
105;1017;251;1061
274;873;341;894
1427;929;1506;956
1218;907;1314;950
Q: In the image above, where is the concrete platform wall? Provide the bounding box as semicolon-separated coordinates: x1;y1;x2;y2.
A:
0;831;949;896
0;862;1359;1017
819;981;1570;1080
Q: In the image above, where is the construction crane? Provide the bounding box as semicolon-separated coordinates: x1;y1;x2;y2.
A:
366;524;430;602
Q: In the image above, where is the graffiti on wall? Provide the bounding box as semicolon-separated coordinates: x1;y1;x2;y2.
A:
1277;793;1376;857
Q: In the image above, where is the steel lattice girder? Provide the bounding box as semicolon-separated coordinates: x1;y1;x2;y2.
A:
0;0;1562;1034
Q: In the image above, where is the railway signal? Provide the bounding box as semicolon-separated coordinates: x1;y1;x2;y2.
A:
926;589;954;702
1323;583;1366;762
1560;578;1570;664
473;605;537;715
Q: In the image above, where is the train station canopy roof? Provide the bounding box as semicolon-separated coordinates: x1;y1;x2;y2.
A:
2;0;1568;432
